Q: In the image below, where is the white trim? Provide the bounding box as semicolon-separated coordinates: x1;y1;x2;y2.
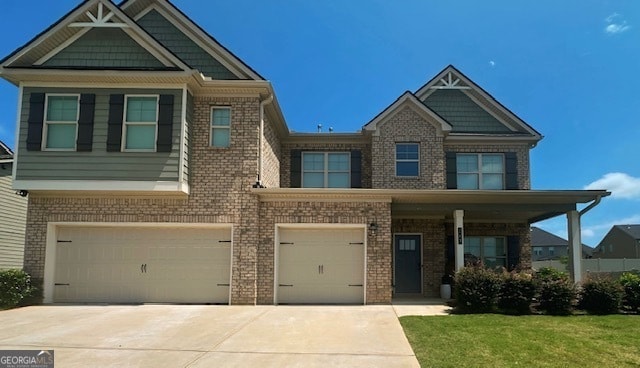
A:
12;179;190;194
122;94;159;152
273;223;367;305
130;3;258;80
393;233;423;295
43;222;233;304
179;86;187;185
42;93;80;152
395;142;420;178
34;28;91;66
210;106;232;148
461;89;518;132
12;84;23;182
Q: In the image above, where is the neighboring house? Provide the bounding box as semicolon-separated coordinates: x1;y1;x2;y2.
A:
0;0;609;305
0;141;28;269
593;225;640;259
531;226;594;261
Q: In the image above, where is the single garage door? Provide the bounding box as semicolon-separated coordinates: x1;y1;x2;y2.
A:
277;227;365;304
53;226;231;304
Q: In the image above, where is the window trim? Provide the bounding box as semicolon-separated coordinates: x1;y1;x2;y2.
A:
122;94;159;152
301;151;351;188
395;142;420;177
457;153;505;190
42;93;80;151
464;236;507;267
210;106;232;148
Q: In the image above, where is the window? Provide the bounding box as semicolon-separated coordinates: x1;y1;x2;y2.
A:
457;154;504;189
464;237;506;268
43;95;79;150
302;152;350;188
211;107;231;147
548;247;555;256
533;247;543;256
123;96;158;151
396;143;419;177
398;239;417;251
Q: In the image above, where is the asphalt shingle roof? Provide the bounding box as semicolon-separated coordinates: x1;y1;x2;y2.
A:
615;225;640;240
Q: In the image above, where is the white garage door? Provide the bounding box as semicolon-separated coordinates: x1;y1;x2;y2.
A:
53;226;231;304
277;227;365;304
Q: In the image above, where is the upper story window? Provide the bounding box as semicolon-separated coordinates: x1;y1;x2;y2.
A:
43;94;79;150
464;236;506;268
123;95;158;151
457;153;504;189
211;107;231;148
302;152;350;188
395;143;419;177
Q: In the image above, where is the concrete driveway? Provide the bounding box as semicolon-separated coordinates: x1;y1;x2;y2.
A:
0;305;419;367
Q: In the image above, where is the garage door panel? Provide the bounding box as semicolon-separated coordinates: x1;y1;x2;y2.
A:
277;228;365;304
54;226;231;304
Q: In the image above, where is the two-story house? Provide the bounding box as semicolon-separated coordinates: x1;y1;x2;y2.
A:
593;225;640;259
0;0;608;305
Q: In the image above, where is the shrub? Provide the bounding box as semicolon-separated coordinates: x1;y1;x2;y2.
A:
498;271;535;315
454;265;502;313
578;276;623;315
534;268;575;315
0;269;35;308
619;272;640;313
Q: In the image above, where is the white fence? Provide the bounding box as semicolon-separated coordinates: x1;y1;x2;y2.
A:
532;259;640;278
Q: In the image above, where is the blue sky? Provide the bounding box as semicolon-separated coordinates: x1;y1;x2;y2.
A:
1;1;639;246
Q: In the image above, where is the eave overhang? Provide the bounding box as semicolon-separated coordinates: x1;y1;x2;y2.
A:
251;188;610;223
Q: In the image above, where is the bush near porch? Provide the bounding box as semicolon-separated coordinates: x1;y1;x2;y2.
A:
453;266;639;315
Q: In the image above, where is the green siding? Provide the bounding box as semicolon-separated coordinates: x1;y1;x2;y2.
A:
43;28;165;69
0;163;27;269
17;87;183;182
423;89;512;133
138;10;238;79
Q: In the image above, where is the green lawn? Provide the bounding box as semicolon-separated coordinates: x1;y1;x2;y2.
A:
400;314;640;368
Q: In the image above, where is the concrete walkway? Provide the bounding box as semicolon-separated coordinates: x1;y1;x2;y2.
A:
392;298;453;317
0;304;436;367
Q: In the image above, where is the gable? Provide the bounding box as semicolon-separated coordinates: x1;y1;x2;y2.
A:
43;28;165;69
423;89;513;133
137;9;239;80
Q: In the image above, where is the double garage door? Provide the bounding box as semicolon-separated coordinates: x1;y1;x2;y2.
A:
277;227;366;304
53;226;231;304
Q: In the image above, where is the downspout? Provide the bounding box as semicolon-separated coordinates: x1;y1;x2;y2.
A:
579;195;603;217
254;94;274;188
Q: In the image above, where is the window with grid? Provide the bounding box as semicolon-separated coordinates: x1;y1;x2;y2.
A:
123;96;158;151
302;152;350;188
211;107;231;147
396;143;419;177
533;247;543;256
464;237;507;268
44;95;79;150
457;153;504;189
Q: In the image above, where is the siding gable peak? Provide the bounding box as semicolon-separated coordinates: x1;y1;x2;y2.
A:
0;0;189;71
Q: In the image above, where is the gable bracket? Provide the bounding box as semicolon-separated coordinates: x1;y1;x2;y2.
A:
69;3;129;28
430;71;471;90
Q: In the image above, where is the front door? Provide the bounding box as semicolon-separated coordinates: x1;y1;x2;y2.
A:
394;235;421;293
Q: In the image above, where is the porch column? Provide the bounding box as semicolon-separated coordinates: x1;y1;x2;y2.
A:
567;210;582;283
454;210;465;271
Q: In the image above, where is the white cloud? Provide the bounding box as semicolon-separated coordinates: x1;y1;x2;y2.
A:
604;13;631;34
488;60;495;67
584;172;640;199
582;214;640;240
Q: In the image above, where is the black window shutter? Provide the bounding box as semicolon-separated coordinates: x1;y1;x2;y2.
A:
507;236;520;271
446;236;455;264
26;93;45;151
107;94;124;152
505;152;518;190
445;152;457;189
290;150;302;188
76;94;96;152
350;150;362;188
156;94;174;153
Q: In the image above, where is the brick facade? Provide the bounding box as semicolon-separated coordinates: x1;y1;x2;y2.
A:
372;106;446;189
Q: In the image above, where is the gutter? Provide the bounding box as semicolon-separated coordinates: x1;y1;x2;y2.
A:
254;94;274;188
579;194;605;217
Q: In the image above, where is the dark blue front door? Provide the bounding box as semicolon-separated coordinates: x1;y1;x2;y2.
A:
394;235;421;293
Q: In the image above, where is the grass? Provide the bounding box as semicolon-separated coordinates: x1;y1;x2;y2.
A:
400;314;640;368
